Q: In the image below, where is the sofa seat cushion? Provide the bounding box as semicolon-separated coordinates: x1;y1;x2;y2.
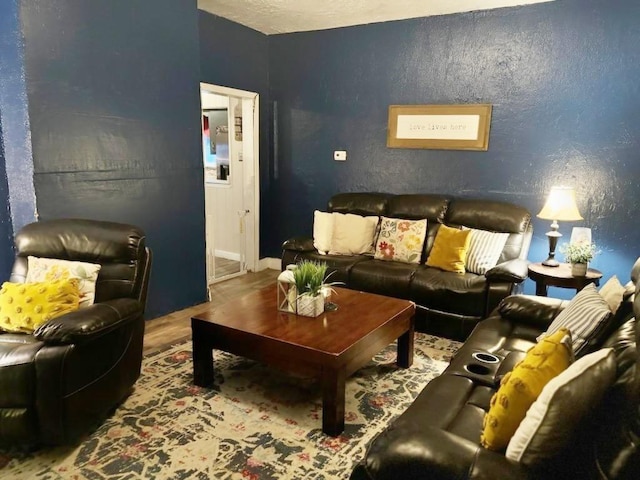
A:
349;260;418;299
410;267;488;317
284;252;370;285
0;335;43;406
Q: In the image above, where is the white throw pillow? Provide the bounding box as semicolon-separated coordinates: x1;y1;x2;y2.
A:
329;213;379;255
313;210;334;255
26;256;101;308
506;348;616;467
598;275;626;313
464;228;509;275
537;284;612;354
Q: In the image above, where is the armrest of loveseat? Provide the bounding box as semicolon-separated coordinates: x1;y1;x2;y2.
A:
350;426;532;480
282;236;315;252
497;294;567;330
33;298;143;345
485;258;529;283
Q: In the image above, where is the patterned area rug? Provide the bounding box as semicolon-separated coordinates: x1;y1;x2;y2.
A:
2;334;460;480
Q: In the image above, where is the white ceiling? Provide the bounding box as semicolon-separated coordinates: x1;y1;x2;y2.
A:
198;0;554;35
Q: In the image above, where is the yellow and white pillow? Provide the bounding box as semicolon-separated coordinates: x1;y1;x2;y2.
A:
0;279;80;333
26;256;101;308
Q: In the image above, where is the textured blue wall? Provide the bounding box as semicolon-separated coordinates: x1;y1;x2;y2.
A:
19;0;206;318
268;0;640;295
198;12;272;256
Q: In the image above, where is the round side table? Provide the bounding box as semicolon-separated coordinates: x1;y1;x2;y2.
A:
528;262;603;297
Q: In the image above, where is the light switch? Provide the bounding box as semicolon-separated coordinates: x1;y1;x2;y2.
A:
334;150;347;161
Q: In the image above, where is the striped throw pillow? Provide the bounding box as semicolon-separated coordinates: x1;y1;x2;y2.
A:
537;284;612;355
465;229;509;275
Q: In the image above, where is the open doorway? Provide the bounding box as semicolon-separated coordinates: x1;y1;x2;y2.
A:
199;83;259;290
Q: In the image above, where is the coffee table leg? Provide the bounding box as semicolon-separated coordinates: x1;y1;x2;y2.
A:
397;321;415;368
322;367;346;436
192;330;214;387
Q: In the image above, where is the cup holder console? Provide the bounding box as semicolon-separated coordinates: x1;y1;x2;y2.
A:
465;363;491;376
472;352;500;364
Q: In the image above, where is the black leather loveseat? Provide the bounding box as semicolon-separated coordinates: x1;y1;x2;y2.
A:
282;193;532;340
351;260;640;479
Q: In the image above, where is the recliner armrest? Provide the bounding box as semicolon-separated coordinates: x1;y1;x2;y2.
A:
497;294;567;330
34;298;143;345
282;236;315;252
351;426;531;480
485;258;529;283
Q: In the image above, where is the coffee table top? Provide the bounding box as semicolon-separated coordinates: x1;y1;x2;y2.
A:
192;285;415;356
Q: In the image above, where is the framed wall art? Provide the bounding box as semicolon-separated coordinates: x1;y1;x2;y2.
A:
387;104;492;151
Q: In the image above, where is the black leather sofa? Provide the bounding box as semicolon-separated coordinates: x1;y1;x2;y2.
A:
282;193;532;340
351;260;640;480
0;219;152;447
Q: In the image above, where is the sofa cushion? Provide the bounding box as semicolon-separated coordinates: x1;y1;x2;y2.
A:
538;284;612;355
410;267;488;317
0;335;43;406
426;225;471;273
465;229;510;275
480;328;573;451
506;348;616;467
374;217;427;264
349;260;418;300
329;213;379;255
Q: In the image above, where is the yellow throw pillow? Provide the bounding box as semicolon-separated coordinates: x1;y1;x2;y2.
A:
425;224;471;273
0;279;80;333
480;328;573;451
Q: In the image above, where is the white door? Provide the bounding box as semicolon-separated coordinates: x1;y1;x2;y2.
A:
199;83;259;287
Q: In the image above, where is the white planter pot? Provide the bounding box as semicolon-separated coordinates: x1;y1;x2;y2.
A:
571;262;588;277
296;293;324;317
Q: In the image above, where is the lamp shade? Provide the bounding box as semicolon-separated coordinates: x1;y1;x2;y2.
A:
537;186;583;221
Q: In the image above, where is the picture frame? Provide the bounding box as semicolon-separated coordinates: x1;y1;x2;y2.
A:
387;104;492;151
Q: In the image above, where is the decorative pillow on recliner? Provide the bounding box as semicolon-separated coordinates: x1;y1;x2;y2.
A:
480;328;573;451
464;228;509;275
26;256;101;309
425;225;471;273
313;210;334;254
506;348;616;467
329;213;379;255
598;275;627;313
537;284;612;355
374;217;427;264
0;279;80;333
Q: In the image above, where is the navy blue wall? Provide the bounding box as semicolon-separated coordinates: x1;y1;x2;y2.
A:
19;0;206;318
268;0;640;295
198;12;272;256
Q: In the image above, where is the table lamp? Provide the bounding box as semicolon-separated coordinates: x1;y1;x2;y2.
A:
537;186;583;267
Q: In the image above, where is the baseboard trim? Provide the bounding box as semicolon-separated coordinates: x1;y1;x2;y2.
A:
258;257;281;271
215;250;241;261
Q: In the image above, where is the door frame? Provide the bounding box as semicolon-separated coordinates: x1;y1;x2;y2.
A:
199;82;260;277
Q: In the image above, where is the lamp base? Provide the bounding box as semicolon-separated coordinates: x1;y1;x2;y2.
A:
542;256;560;267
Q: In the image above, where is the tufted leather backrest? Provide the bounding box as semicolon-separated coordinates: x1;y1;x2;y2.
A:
10;219;151;309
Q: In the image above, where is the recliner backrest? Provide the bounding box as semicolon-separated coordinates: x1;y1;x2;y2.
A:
11;218;151;309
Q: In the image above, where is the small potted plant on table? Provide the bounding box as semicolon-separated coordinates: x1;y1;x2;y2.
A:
560;242;598;277
293;260;331;317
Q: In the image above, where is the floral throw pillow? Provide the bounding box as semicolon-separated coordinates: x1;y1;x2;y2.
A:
26;256;102;309
374;217;427;264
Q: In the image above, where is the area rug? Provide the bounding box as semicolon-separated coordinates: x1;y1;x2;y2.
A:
1;333;460;480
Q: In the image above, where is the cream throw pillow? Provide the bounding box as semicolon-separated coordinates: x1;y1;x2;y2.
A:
26;256;101;308
598;275;626;313
313;210;334;255
329;213;379;255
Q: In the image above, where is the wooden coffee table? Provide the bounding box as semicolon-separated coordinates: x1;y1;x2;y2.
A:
191;285;415;436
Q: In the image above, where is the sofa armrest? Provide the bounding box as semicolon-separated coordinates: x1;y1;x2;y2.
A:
351;427;531;480
33;298;143;345
485;258;529;283
282;236;315;252
497;294;567;330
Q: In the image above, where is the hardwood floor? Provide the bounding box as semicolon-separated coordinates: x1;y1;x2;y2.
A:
143;268;280;355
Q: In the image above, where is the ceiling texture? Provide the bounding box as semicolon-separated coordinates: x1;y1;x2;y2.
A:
197;0;554;35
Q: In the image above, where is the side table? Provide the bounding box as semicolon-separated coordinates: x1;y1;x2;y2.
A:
528;262;603;297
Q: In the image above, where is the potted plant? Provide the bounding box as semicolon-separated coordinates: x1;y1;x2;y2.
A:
560;242;598;277
292;260;331;317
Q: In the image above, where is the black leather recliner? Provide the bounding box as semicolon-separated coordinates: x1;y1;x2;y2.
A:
0;219;152;447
